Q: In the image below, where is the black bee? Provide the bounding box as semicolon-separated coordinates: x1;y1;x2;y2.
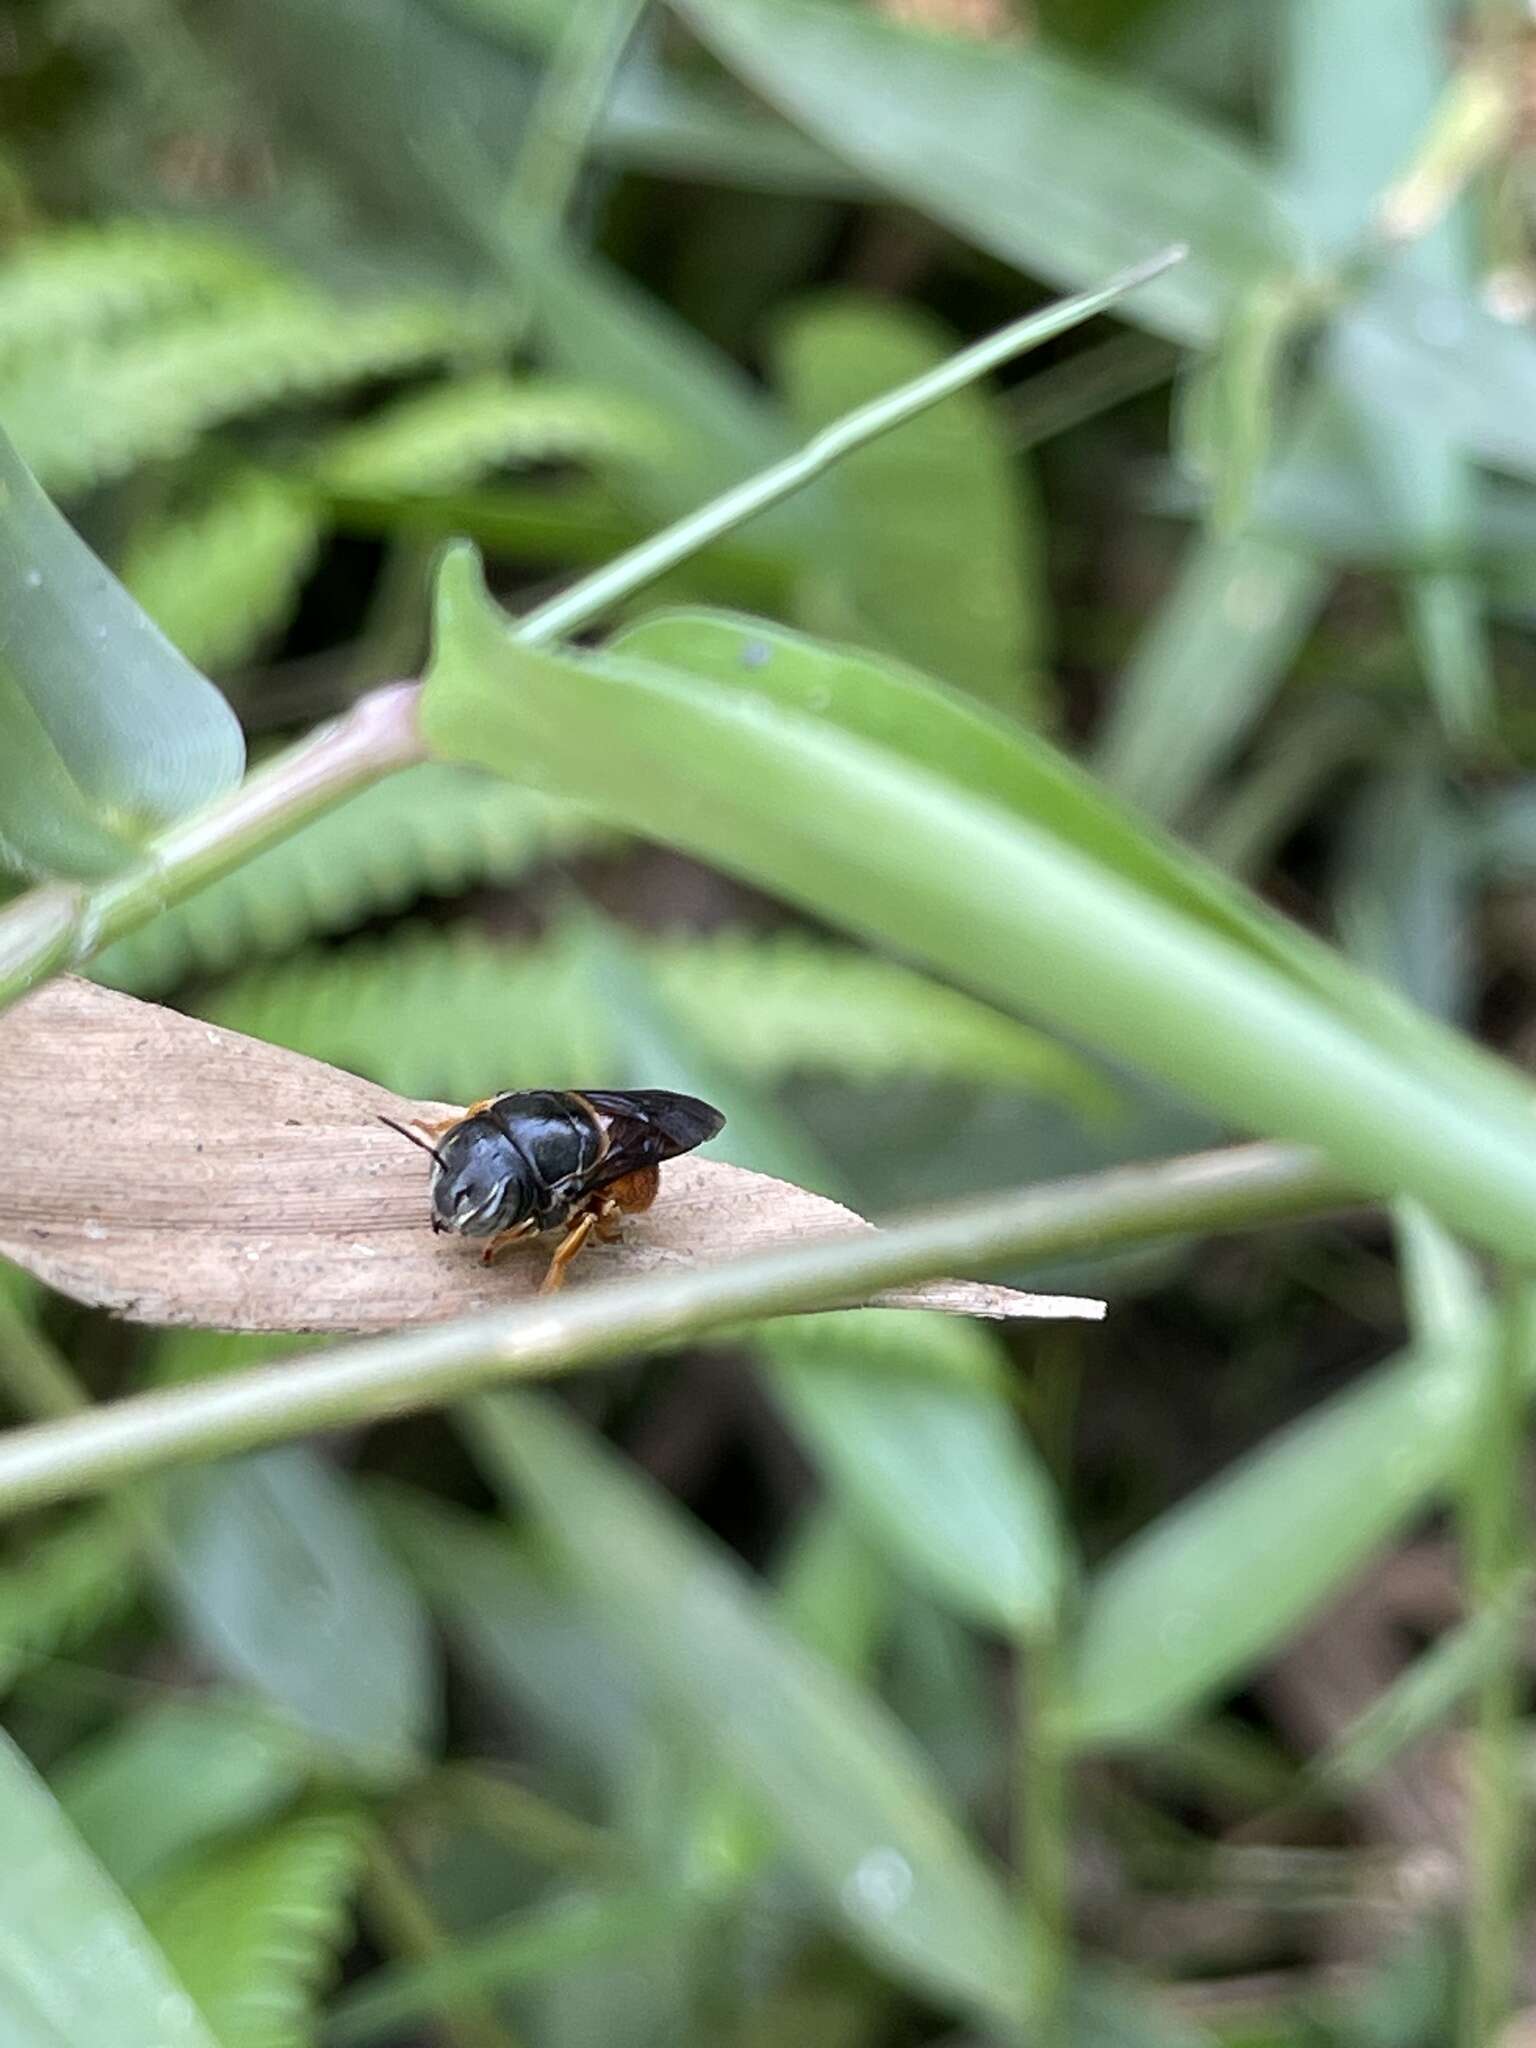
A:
380;1088;726;1293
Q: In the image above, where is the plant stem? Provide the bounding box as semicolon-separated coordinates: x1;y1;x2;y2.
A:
500;0;648;247
1018;1624;1071;2036
515;245;1185;644
424;1764;616;1871
1457;1267;1532;2047
0;248;1183;1016
0;683;426;1010
328;1888;675;2047
0;1141;1350;1518
0;1288;91;1425
362;1833;526;2048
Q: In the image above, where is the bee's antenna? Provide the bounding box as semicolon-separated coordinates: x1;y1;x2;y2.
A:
377;1114;448;1168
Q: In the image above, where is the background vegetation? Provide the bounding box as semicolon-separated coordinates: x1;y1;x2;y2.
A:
3;0;1536;2043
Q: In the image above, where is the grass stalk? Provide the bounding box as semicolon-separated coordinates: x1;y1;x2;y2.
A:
1457;1268;1532;2046
0;247;1183;1016
1018;1624;1071;2037
0;1141;1348;1519
361;1833;526;2048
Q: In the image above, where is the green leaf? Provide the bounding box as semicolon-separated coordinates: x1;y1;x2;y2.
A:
1177;272;1319;535
160;1450;438;1776
606;606;1328;982
423;554;1536;1263
672;0;1298;346
1065;1331;1491;1746
0;1729;220;2048
773;291;1048;717
198;922;1112;1114
1282;0;1493;741
55;1696;311;1895
0;427;245;878
526;243;812;540
310;373;668;496
91;765;604;996
0;1507;141;1695
1093;529;1326;824
615;607;1492;1107
465;1390;1032;2030
139;1809;367;2048
120;472;320;674
328;1886;679;2048
0;221;282;367
1;289;509;495
758;1311;1067;1635
376;1483;648;1793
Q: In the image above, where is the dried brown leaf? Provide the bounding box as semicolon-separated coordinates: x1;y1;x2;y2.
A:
0;979;1103;1331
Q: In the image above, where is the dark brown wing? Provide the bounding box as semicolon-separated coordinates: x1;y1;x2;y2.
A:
570;1089;726;1189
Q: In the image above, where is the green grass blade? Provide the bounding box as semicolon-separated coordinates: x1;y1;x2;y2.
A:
1064;1330;1492;1746
424;553;1536;1261
0;427;244;878
140;1810;367;2048
467;1390;1033;2030
1283;0;1494;743
671;0;1293;345
1093;530;1326;823
0;1730;220;2048
329;1888;680;2046
160;1449;437;1778
55;1697;310;1896
773;291;1049;718
759;1311;1067;1637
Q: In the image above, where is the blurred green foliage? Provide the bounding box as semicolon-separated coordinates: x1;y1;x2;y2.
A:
4;1;1536;2044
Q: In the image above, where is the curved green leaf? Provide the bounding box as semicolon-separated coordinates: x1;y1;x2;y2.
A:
1066;1331;1491;1747
139;1810;366;2048
468;1390;1032;2029
609;606;1325;979
0;428;245;878
423;553;1536;1263
773;292;1047;717
91;765;603;996
161;1450;438;1777
610;606;1536;1135
56;1698;310;1896
0;1731;220;2048
759;1311;1067;1635
120;472;320;674
672;0;1298;345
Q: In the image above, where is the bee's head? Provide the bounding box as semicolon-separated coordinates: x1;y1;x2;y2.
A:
379;1114;533;1239
429;1122;533;1238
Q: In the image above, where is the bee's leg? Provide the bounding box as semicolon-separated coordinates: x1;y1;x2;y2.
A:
479;1218;536;1267
586;1167;660;1247
411;1097;500;1139
540;1210;597;1293
600;1167;661;1230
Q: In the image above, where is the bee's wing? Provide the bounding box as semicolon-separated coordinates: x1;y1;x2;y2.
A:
575;1089;726;1184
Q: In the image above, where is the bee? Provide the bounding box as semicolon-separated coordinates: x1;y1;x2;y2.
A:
380;1088;726;1294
